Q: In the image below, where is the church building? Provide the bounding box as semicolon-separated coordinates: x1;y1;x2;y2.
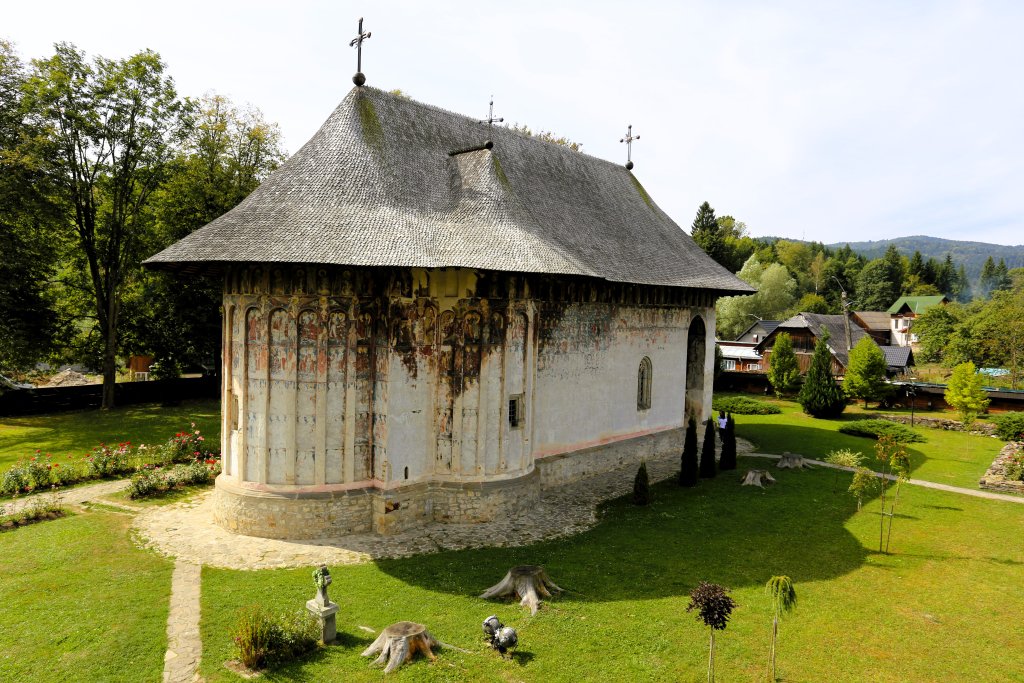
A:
145;85;753;539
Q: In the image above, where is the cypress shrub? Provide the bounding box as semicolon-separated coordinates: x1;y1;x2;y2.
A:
699;419;717;478
797;331;847;418
679;417;700;486
633;461;650;505
719;414;737;471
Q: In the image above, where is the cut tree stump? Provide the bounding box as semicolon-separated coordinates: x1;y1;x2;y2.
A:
741;469;776;488
480;565;562;615
777;452;810;469
361;621;439;674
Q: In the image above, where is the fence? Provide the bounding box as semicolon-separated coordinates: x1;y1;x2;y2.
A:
0;377;219;417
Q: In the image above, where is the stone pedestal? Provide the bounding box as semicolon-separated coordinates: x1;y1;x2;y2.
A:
306;598;340;643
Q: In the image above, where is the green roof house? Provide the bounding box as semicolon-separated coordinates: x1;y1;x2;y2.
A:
888;295;948;347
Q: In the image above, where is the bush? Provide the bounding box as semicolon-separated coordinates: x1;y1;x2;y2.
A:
719;415;737;471
84;442;135;478
699;419;717;479
679;417;699;487
1004;453;1024;482
231;606;319;670
128;461;218;499
838;419;925;443
127;467;166;499
711;396;781;415
991;413;1024;442
165;423;216;463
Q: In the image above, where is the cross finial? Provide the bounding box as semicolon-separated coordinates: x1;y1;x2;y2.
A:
620;124;639;170
350;17;372;86
479;96;504;126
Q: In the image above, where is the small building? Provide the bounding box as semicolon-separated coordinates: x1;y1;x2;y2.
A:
144;86;752;539
888;295;948;347
717;342;763;373
851;311;892;345
879;345;914;376
734;320;780;345
756;312;873;377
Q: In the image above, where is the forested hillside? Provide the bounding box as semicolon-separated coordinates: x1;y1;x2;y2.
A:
823;236;1024;282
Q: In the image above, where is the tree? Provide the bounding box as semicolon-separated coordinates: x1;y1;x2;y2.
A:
687;582;736;683
127;94;284;373
979;256;998;299
855;259;901;310
22;44;192;407
766;332;800;398
794;292;830;314
912;303;963;363
715;257;797;339
875;435;910;553
797;330;846;418
944;362;989;448
0;40;65;371
765;576;797;682
719;414;737;471
699;419;717;478
633;461;650;505
843;337;890;407
691;201;728;267
679;417;700;486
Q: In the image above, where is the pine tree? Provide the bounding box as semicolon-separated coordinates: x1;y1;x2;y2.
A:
691;201;727;267
633;461;650;505
699;419;717;478
767;332;800;398
980;256;997;298
679;417;700;486
797;330;847;418
719;414;737;470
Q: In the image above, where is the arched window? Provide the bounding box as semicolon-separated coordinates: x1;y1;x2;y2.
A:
637;357;653;410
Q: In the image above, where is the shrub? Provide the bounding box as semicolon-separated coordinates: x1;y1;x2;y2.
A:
128;461;219;499
838;419;925;443
699;420;717;479
679;417;699;487
1003;453;1024;482
633;462;650;505
128;467;167;499
719;415;737;471
165;423;216;463
711;396;781;415
231;606;319;670
84;442;134;478
991;413;1024;442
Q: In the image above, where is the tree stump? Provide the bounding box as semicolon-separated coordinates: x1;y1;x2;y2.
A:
741;469;776;488
777;452;809;469
361;621;438;674
480;565;562;615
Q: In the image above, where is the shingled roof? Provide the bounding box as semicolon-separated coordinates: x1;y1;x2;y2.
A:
144;87;753;293
758;312;873;369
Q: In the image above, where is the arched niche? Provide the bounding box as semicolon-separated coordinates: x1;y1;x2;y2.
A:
685;315;707;424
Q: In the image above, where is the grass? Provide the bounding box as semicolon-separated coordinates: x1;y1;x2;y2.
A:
0;510;173;682
197;460;1024;682
726;395;1004;489
0;399;220;473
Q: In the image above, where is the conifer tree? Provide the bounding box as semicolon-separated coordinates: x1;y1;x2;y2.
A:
797;330;847;418
767;332;800;398
719;414;737;470
679;417;700;486
691;201;727;267
699;419;717;478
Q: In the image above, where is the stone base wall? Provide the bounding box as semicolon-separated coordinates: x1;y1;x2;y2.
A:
213;469;541;539
979;441;1024;495
214;428;681;539
877;414;997;436
536;428;683;489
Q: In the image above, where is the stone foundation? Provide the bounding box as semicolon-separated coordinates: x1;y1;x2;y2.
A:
213;428;682;539
877;414;997;436
979;441;1024;495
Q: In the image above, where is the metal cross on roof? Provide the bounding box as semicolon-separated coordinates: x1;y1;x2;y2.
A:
479;96;504;126
620;124;639;170
350;17;372;86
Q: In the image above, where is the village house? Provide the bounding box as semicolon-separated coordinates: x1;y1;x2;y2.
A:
888;295;948;347
144;86;752;540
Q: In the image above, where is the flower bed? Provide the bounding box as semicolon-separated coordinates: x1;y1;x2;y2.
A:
0;423;218;498
127;460;220;499
0;494;66;531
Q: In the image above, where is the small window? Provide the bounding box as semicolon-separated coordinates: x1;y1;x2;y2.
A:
722;359;737;371
509;394;524;429
637;357;652;410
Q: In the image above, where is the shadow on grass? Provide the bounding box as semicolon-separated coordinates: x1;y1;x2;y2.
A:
376;459;872;602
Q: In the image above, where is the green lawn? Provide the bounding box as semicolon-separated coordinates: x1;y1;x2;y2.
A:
0;399;220;472
0;510;173;682
198;459;1024;682
725;395;1005;489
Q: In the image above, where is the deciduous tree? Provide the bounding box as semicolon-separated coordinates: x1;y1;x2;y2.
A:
843;337;890;407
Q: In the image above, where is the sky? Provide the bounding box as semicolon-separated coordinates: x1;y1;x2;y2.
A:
5;0;1024;246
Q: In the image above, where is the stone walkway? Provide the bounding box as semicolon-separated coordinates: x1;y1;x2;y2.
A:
747;452;1024;504
1;479;130;514
163;561;202;683
132;439;755;570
